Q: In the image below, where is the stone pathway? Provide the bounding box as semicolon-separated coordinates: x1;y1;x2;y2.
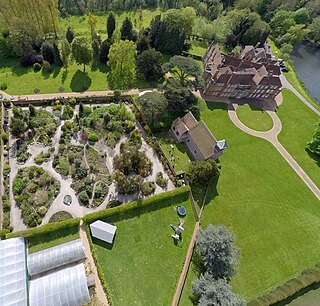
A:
228;104;320;201
79;220;110;306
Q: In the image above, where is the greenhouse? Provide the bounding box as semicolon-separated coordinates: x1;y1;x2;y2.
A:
28;239;86;277
29;263;90;306
0;237;28;306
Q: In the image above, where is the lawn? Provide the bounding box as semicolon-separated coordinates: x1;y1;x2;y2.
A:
159;134;191;174
28;224;80;253
277;89;320;189
0;10;164;95
179;99;320;304
92;192;196;306
236;104;274;131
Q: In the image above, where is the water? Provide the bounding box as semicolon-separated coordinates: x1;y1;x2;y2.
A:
291;43;320;104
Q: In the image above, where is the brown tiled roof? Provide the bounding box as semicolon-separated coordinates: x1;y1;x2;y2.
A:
258;76;282;86
217;74;231;83
188;122;217;160
223;55;242;67
171;118;188;136
181;112;198;129
228;74;254;85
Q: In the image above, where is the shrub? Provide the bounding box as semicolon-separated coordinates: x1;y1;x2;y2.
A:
33;63;42;72
187;160;219;186
37;206;47;216
42;60;52;73
61;105;74;120
156;172;168;188
88;132;98;142
68;97;77;106
20;54;43;67
78;190;90;205
0;83;7;90
141;181;156;196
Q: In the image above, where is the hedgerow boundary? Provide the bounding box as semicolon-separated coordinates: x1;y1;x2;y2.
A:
249;264;320;306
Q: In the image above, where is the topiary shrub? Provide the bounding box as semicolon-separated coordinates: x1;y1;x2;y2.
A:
156;172;168;188
33;63;42;72
88;132;98;143
42;60;52;73
141;181;156;196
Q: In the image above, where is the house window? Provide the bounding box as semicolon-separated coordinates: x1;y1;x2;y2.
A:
176;131;179;136
194;150;197;154
187;139;190;143
173;126;176;131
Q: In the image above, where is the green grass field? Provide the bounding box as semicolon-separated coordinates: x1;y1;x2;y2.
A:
92;192;196;306
28;225;80;253
277;89;320;189
236;104;274;131
179;100;320;304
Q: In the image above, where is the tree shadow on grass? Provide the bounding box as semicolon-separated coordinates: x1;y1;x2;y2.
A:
70;69;92;92
305;148;320;167
53;65;62;78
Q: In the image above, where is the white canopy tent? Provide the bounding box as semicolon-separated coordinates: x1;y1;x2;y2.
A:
90;220;117;243
0;237;28;306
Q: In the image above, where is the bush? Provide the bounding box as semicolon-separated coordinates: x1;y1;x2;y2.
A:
61;105;74;120
78;190;90;205
0;229;10;239
42;60;52;73
83;185;190;223
187;160;219;186
20;54;43;67
33;62;42;72
0;83;7;90
69;97;77;106
156;172;168;188
88;132;98;142
141;181;156;195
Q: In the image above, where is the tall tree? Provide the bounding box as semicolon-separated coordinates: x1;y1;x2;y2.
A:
61;39;71;70
107;11;116;39
138;92;168;127
192;273;245;306
120;17;136;41
99;39;111;64
136;48;163;81
92;39;100;61
53;42;63;66
108;40;137;88
187;160;219;186
66;26;74;44
87;13;97;41
162;56;201;85
196;225;239;279
41;41;55;64
71;36;92;72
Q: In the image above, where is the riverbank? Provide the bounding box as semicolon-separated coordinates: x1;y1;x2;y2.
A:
269;40;320;112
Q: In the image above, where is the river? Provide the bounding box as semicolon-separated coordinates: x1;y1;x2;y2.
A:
291;43;320;104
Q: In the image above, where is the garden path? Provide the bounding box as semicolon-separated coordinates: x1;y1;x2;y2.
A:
280;74;320;117
228;104;320;201
79;220;110;306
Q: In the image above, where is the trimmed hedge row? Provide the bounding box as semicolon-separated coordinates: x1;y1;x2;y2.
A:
0;229;10;239
6;218;81;239
249;264;320;306
83;185;190;224
86;224;113;305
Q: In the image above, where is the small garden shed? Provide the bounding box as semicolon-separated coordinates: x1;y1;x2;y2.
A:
90;220;117;244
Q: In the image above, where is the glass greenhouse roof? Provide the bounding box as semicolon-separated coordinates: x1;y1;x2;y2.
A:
0;237;28;306
28;239;85;277
29;264;90;306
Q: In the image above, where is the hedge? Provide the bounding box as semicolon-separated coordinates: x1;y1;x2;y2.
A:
83;185;190;224
249;264;320;306
0;229;10;239
86;224;113;305
6;218;81;239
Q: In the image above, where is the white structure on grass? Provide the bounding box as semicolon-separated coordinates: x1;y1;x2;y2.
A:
90;220;117;244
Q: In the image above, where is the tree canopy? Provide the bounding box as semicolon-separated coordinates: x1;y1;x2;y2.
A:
162;56;201;85
138;92;168;127
136;48;163;81
71;36;92;72
196;224;240;279
108;40;137;89
187;159;219;186
107;12;116;39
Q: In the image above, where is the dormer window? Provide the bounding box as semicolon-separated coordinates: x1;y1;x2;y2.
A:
173;126;176;131
176;131;179;136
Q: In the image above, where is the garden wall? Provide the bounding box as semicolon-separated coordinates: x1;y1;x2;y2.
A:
249;264;320;306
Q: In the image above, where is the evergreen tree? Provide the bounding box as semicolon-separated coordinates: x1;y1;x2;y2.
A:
99;39;111;64
53;42;63;66
66;26;74;44
107;11;116;39
92;39;100;61
120;17;137;41
41;41;55;64
136;48;163;81
136;33;150;54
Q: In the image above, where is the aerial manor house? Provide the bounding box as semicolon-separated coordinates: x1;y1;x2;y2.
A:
202;43;282;101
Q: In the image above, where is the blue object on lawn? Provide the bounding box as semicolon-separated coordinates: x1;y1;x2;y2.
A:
177;206;186;217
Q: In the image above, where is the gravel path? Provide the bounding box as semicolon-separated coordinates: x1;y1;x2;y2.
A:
228;104;320;201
